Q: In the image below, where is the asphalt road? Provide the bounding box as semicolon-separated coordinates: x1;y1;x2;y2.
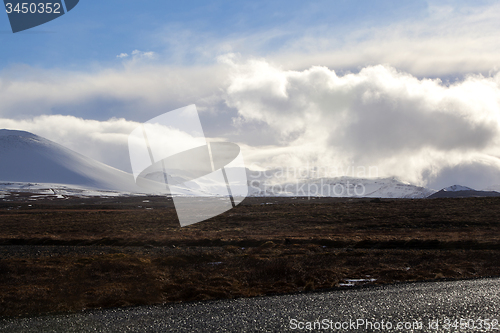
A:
1;278;499;332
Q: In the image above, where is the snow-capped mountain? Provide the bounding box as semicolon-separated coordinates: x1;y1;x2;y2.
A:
0;129;146;194
427;184;500;198
247;176;435;198
443;185;475;192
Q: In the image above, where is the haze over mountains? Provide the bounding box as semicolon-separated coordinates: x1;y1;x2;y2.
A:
0;129;141;193
247;174;435;198
1;129;499;199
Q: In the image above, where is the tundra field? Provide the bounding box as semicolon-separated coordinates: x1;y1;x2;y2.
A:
1;193;500;317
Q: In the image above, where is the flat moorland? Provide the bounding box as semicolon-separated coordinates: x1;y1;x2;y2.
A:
0;193;499;317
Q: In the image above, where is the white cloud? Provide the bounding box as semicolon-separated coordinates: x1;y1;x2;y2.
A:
131;50;156;60
116;50;156;61
0;115;140;172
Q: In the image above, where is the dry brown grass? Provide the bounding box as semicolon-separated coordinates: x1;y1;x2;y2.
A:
0;194;500;317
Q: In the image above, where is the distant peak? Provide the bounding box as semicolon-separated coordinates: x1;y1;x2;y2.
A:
443;184;475;192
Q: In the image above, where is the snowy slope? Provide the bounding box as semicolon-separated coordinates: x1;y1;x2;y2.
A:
144;168;436;198
0;129;148;193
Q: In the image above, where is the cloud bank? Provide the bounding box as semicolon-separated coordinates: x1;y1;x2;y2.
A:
0;61;227;122
2;56;500;189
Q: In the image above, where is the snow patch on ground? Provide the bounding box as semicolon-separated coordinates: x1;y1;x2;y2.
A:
339;278;377;287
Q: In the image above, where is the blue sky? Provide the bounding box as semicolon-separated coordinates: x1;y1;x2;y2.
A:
0;0;431;69
2;0;500;189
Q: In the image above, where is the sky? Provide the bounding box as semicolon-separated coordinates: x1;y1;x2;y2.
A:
1;0;500;190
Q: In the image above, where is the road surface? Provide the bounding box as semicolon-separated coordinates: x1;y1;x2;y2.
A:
1;277;499;332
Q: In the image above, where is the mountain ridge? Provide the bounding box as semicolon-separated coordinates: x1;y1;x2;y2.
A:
3;129;500;199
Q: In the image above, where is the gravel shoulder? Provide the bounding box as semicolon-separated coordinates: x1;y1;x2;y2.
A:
1;277;499;332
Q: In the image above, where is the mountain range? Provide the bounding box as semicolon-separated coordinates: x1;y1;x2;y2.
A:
1;129;499;199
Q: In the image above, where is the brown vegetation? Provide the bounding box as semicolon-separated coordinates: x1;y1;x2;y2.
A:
0;194;499;317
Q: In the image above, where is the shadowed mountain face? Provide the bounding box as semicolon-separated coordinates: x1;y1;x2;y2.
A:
0;129;139;192
426;184;500;198
427;189;500;199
